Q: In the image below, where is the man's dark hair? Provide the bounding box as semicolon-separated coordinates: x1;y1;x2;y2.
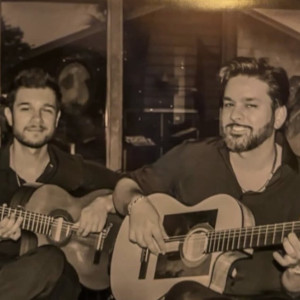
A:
219;57;290;109
6;68;62;110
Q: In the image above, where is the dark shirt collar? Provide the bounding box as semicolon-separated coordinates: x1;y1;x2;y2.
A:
0;143;58;180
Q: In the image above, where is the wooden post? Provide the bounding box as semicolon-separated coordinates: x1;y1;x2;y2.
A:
105;0;123;171
0;3;1;93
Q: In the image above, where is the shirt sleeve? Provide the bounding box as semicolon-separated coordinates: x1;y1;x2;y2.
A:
48;145;122;194
129;142;189;196
80;159;122;191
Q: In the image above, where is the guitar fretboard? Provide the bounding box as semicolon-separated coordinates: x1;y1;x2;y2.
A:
0;205;72;236
206;221;299;253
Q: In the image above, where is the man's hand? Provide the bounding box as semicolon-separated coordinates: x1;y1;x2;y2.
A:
0;212;23;241
76;194;115;237
129;196;167;255
273;232;300;293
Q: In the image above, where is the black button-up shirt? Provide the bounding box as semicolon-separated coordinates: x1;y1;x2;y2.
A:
0;143;120;262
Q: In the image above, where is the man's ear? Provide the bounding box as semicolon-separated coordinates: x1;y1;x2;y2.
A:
55;110;61;127
4;107;13;127
274;105;287;130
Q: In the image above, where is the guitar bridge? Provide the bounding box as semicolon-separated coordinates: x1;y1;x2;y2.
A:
93;222;114;264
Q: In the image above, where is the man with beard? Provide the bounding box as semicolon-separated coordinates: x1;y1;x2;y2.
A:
113;57;300;299
0;68;120;299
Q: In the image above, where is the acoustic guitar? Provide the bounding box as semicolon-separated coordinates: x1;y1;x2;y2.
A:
5;184;122;290
111;193;295;300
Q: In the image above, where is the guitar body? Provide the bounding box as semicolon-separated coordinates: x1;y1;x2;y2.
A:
11;184;122;291
111;193;255;300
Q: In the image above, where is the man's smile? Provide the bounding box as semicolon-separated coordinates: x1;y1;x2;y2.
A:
25;126;46;132
226;124;251;135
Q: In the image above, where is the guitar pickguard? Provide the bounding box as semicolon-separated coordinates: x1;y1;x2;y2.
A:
154;209;218;279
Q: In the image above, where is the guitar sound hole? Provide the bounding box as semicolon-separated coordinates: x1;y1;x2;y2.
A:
181;227;207;267
48;209;74;246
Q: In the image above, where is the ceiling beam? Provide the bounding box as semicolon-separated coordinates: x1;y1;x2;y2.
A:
2;0;102;3
244;9;300;41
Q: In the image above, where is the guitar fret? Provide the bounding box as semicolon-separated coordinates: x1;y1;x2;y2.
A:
281;223;285;242
35;213;39;233
45;216;50;235
221;230;225;251
231;228;236;250
23;210;27;229
40;215;44;234
19;210;24;224
212;230;217;252
39;214;43;234
226;230;231;251
1;205;4;220
27;211;30;230
47;217;52;235
249;227;253;248
264;225;269;245
243;227;247;248
39;215;43;234
33;212;37;231
43;215;48;234
30;211;35;231
257;226;261;247
217;231;221;251
237;228;242;249
272;224;277;244
26;211;30;230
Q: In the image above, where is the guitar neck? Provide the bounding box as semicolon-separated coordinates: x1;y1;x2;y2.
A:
0;205;71;236
206;221;300;253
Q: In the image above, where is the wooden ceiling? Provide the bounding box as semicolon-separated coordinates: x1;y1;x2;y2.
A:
2;0;300;10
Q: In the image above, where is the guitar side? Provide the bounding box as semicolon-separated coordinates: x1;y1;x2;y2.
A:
111;193;255;300
11;184;122;291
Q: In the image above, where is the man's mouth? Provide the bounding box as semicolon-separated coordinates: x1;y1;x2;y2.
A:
25;126;46;132
226;124;251;135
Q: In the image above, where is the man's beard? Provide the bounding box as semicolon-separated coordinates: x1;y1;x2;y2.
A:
13;128;53;149
221;117;275;153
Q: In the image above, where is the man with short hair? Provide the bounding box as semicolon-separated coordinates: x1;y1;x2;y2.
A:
113;57;300;299
0;68;120;299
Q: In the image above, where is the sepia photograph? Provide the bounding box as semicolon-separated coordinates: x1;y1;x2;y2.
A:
1;0;300;299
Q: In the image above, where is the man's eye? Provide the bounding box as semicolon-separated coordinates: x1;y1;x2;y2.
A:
43;108;54;114
223;103;233;108
19;107;29;111
246;104;257;108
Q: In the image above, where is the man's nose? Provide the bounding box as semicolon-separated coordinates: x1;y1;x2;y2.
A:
230;106;244;122
31;110;43;121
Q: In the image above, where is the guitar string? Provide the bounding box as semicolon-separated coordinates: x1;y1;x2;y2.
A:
162;223;300;244
0;207;103;239
1;204;298;246
2;205;299;237
0;205;91;230
3;205;298;242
